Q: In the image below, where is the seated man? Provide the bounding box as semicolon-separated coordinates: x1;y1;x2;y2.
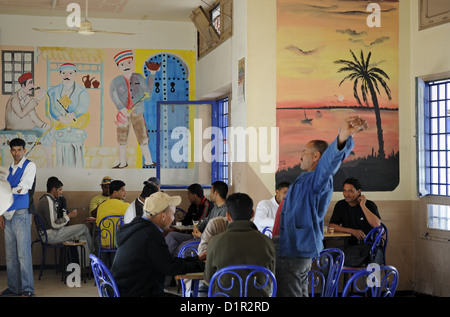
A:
89;176;112;217
96;180;129;267
111;192;205;297
253;181;290;232
204;193;276;297
143;177;161;191
36;177;93;268
182;183;213;225
329;177;381;246
124;182;159;224
165;181;228;257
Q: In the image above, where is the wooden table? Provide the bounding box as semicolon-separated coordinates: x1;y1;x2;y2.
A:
175;272;204;297
171;225;194;232
323;232;351;248
61;241;87;284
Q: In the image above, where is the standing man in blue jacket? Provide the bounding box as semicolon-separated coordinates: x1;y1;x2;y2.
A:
273;116;368;297
0;138;36;297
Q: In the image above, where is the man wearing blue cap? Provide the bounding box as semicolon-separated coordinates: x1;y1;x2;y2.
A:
45;62;90;168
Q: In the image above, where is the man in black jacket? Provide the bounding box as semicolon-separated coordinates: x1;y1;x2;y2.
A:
111;192;205;297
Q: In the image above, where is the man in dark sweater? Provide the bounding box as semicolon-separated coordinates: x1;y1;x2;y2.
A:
111;192;205;297
329;177;381;245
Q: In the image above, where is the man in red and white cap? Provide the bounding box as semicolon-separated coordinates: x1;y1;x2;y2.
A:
5;72;47;132
109;50;161;169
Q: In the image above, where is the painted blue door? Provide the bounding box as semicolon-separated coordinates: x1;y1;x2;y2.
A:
142;53;190;168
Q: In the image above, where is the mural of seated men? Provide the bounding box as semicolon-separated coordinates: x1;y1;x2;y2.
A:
45;63;90;168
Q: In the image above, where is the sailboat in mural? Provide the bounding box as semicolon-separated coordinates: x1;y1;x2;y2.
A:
301;110;313;124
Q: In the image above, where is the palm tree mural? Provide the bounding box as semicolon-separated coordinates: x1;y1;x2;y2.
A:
334;50;391;159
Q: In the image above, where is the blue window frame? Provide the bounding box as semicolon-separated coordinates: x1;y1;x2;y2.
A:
156;96;229;189
212;96;229;185
417;78;450;197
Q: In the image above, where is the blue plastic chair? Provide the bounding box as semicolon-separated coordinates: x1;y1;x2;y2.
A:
208;264;277;297
177;241;200;297
308;248;344;297
342;224;388;271
175;207;187;222
262;226;273;238
97;215;124;257
31;214;65;280
342;265;398;297
89;254;120;297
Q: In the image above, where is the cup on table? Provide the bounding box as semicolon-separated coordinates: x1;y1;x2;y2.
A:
176;222;182;226
328;227;334;234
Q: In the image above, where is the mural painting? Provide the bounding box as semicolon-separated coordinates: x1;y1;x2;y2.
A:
0;46;195;172
276;0;399;191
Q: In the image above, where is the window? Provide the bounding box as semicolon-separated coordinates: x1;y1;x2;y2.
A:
417;78;450;197
156;98;230;188
417;76;450;234
428;204;450;230
212;96;230;184
2;50;34;95
211;4;221;35
190;0;233;58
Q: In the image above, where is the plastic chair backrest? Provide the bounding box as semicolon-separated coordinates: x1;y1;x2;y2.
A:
89;254;120;297
341;265;398;297
363;224;387;264
177;240;200;297
177;241;200;258
34;214;49;245
308;248;344;297
208;264;277;297
175;207;187;222
98;215;124;250
262;226;273;238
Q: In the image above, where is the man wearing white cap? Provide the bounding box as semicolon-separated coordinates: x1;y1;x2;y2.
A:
110;50;160;169
44;62;90;168
111;192;205;297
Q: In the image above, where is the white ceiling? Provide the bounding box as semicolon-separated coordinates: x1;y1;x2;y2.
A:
0;0;215;22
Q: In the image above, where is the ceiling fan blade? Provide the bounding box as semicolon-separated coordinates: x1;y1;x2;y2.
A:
92;30;137;35
33;28;78;33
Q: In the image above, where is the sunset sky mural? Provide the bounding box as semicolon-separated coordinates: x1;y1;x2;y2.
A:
276;0;399;191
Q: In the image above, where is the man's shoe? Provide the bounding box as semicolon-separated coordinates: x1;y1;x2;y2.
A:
113;163;128;169
0;289;19;297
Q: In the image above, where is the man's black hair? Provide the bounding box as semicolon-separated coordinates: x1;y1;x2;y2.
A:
109;180;126;195
211;181;228;199
226;193;254;221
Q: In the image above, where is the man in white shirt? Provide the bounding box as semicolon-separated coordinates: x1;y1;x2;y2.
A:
124;182;159;224
0;138;36;297
253;182;290;233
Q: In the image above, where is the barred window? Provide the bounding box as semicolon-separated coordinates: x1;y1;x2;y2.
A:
2;50;34;95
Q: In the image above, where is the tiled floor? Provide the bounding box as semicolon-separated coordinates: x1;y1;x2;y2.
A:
0;268;99;297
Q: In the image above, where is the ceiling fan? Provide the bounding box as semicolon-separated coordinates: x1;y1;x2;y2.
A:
32;0;136;36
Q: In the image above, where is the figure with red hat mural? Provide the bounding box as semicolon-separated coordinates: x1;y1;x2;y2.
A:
44;62;90;168
110;50;161;169
4;72;47;132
